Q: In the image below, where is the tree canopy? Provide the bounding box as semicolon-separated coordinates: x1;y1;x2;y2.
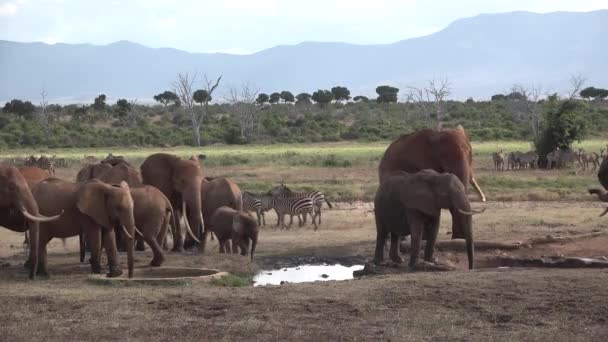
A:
2;99;36;119
256;93;269;104
269;92;281;104
375;86;399;103
311;89;334;106
193;89;212;105
331;86;351;102
280;91;295;103
580;87;608;101
153;91;180;107
93;94;107;111
296;93;312;105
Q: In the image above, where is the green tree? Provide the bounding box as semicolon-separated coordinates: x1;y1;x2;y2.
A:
193;89;212;105
331;86;351;102
491;94;506;101
580;87;608;101
534;95;588;167
153;91;180;107
2;99;36;119
311;89;334;106
256;93;269;104
115;99;131;119
93;94;107;111
353;95;368;102
269;92;281;104
375;86;399;103
280;91;295;103
295;93;312;105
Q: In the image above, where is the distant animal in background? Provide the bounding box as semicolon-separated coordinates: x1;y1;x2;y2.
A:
23;155;38;167
492;150;505;171
242;191;263;226
269;184;332;225
83;155;98;164
51;155;67;169
36;155;55;175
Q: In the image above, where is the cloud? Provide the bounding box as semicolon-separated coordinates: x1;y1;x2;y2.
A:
0;2;18;16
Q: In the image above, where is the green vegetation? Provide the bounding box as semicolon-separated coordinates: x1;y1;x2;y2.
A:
210;274;252;287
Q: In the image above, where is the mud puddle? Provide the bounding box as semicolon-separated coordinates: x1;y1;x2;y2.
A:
253;263;364;286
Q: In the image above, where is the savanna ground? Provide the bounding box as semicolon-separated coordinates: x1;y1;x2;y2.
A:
1;140;608;341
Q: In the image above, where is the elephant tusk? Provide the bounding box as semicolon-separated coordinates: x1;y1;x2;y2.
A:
20;208;63;223
182;200;201;243
120;225;134;240
470;177;486;202
134;226;144;237
458;208;486;216
599;207;608;217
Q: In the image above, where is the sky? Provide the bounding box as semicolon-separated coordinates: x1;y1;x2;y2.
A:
0;0;607;54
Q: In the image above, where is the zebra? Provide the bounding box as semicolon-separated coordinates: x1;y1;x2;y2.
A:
269;194;317;230
36;155;55;175
269;184;332;225
559;148;578;169
51;155;67;168
492;150;505;171
545;148;560;169
242;191;263;226
518;151;538;169
507;151;523;170
23;155;38;167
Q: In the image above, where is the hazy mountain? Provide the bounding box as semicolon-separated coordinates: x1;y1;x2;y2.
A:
1;10;606;102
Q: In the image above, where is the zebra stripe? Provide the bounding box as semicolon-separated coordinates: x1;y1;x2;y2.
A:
270;184;332;225
270;195;316;230
242;191;263;226
36;156;55;175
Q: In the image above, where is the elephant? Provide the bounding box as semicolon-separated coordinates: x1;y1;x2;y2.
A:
141;153;205;251
0;166;62;278
378;126;485;242
209;206;258;260
588;158;608;205
31;179;139;278
199;177;243;253
16;167;52;247
373;169;480;270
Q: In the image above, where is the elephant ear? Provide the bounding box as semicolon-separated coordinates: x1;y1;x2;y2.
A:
77;181;112;228
398;175;440;217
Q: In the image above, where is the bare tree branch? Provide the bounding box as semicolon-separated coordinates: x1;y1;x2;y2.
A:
567;73;586;100
509;83;544;141
223;82;266;140
405;77;452;129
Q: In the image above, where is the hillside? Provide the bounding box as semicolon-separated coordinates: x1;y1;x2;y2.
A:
0;10;607;101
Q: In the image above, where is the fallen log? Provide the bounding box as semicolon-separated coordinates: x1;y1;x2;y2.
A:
400;240;523;253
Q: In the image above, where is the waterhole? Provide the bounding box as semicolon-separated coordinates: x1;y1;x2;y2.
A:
253;264;364;286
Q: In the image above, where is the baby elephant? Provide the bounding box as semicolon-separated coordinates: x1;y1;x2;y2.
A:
374;170;481;270
208;207;258;260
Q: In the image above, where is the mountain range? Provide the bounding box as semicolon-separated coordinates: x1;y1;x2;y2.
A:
0;10;607;102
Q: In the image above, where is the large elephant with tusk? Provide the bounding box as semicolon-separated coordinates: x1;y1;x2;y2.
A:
373;169;482;270
0;166;62;279
141;153;205;251
31;179;139;278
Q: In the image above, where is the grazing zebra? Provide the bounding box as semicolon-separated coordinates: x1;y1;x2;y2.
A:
242;191;263;226
588;152;601;170
559;148;578;168
36;155;55;175
507;151;523;170
23;155;38;167
518;151;538;169
545;148;560;169
577;149;591;171
51;155;67;168
270;184;332;225
492;150;505;171
269;194;317;230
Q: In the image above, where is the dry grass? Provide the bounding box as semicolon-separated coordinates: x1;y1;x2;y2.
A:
2;201;608;341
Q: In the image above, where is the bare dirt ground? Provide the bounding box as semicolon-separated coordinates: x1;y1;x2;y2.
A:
2;201;608;341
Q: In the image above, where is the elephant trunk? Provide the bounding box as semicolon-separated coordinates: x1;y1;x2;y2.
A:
588;188;608;202
22;198;40;279
184;188;204;241
250;232;258;262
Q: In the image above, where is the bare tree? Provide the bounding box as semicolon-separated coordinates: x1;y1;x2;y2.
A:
39;88;52;139
405;78;452;129
509;84;544;141
174;73;222;146
567;73;586;100
224;82;266;140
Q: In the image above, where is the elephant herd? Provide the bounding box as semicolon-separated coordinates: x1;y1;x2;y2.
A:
0;153;258;279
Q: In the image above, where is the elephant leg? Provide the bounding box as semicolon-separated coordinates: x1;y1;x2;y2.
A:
200;230;209;254
87;229;103;274
146;234;165;267
389;232;402;263
219;238;226;253
423;217;440;263
135;237;146;251
373;218;388;263
408;219;424;268
115;226;128;252
36;233;52;277
103;228;122;278
171;210;185;252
